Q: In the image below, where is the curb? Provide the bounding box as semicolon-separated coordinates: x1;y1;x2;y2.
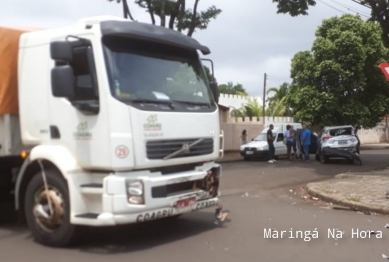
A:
218;158;243;163
307;183;389;215
361;146;389;150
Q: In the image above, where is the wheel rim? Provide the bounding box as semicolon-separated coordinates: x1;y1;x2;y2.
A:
33;186;65;233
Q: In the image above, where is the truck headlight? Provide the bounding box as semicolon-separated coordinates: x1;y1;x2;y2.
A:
126;180;144;204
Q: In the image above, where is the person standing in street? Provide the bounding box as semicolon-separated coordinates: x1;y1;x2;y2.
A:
267;124;276;163
241;130;248;145
290;125;297;159
300;124;311;163
284;125;294;161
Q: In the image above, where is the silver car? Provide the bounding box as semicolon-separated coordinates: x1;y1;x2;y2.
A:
315;125;361;165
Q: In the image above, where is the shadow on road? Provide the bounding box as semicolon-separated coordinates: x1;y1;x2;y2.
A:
0;203;230;254
222;151;389;178
76;211;229;254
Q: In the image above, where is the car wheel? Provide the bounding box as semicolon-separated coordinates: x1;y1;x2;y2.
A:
319;150;328;164
24;169;81;247
353;158;362;166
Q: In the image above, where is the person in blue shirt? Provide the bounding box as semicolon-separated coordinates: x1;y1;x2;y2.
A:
284;125;295;161
300;124;311;162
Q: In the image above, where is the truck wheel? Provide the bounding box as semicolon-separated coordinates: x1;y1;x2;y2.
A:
24;169;80;247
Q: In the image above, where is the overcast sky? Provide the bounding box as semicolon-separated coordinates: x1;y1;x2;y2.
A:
0;0;370;97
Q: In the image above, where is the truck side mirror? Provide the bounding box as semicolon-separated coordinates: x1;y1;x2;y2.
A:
51;65;75;98
50;41;73;61
210;81;219;103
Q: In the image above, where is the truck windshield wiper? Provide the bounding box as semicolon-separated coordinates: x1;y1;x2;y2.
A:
172;100;211;107
130;99;174;109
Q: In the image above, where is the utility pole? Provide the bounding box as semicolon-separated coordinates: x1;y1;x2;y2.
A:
262;73;267;125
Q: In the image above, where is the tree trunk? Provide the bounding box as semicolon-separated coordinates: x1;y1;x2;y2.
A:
122;0;135;20
169;1;180;29
122;0;127;18
160;0;166;27
177;0;186;32
363;0;389;49
145;0;156;25
187;0;199;37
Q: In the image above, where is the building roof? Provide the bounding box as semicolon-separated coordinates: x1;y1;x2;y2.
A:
218;104;229;111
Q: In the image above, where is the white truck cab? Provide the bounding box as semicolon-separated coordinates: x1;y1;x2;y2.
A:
0;16;224;247
240;123;302;160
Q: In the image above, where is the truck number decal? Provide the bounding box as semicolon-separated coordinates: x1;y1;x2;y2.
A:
136;209;173;222
115;145;129;158
196;201;216;210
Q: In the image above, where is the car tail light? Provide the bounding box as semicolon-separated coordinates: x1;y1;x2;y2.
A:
322;136;332;141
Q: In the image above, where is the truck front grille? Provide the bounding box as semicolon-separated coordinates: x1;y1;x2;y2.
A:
146;138;214;160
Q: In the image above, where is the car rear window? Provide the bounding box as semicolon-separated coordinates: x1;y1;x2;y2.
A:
328;127;353;136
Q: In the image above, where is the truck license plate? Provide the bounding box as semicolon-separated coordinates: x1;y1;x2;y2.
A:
175;196;196;209
246;151;253;155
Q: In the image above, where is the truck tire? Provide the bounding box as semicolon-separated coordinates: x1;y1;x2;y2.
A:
24;169;80;247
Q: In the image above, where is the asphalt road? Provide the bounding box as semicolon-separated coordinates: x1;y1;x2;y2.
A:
1;149;389;262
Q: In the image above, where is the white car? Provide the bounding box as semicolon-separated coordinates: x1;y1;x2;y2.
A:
240;123;302;160
315;125;361;165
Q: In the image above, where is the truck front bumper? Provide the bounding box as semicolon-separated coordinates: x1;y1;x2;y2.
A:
71;163;221;226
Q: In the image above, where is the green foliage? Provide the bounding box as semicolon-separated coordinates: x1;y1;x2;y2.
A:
203;66;216;83
273;0;316;16
266;82;292;116
218;82;247;95
241;96;263;118
287;14;389;128
273;0;389;48
110;0;222;37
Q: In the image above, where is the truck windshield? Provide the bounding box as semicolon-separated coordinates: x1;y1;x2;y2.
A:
102;36;214;108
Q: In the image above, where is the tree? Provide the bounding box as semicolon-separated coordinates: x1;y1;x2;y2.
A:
287;14;389;128
108;0;222;37
241;96;263;118
273;0;389;48
218;82;247;95
266;82;292;116
203;66;216;83
273;0;316;16
230;94;262;118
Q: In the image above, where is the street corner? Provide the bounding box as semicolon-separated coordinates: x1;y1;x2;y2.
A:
306;173;389;215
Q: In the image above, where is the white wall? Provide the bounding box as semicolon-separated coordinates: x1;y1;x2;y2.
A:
218;93;264;110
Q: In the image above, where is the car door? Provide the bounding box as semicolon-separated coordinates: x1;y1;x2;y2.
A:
275;133;286;155
309;132;318;154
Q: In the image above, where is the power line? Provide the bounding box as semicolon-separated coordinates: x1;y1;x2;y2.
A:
329;0;370;17
350;0;371;9
317;0;370;18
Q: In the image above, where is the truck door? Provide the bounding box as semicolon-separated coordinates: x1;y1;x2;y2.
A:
48;36;110;169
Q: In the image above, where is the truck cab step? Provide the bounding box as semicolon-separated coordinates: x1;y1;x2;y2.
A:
75;213;99;219
80;183;103;194
80;183;102;188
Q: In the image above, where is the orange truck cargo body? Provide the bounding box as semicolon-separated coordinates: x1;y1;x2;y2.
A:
0;27;39;115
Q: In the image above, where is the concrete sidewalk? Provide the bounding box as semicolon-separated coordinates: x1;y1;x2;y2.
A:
217;143;389;163
307;169;389;215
